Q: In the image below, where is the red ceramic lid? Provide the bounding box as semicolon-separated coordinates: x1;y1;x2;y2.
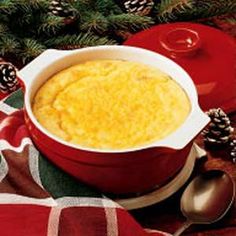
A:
124;22;236;113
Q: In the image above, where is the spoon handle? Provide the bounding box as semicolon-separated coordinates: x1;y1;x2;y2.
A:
173;220;193;236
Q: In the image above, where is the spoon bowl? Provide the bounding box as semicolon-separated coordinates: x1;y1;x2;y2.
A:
174;170;235;236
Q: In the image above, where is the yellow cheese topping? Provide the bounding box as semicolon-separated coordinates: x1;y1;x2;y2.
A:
32;60;191;150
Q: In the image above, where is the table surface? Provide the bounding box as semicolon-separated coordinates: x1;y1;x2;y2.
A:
132;111;236;236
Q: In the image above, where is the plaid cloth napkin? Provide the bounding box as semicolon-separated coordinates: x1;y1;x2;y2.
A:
0;89;170;236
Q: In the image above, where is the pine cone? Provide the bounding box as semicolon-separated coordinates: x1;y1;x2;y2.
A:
202;108;234;147
0;63;18;94
119;0;155;16
49;0;76;19
230;139;236;161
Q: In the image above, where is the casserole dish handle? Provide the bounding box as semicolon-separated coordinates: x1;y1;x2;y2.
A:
17;49;76;89
156;107;210;150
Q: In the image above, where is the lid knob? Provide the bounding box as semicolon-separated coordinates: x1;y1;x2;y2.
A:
160;28;201;58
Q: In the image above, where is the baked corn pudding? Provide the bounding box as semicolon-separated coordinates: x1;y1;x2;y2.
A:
32;60;191;149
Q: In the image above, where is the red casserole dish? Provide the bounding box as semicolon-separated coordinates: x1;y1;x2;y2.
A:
18;45;210;194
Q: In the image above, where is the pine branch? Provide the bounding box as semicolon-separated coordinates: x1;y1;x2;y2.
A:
95;0;123;16
193;0;236;19
14;0;48;12
0;35;20;56
0;0;17;14
80;12;109;34
108;14;154;31
0;14;9;23
0;0;234;66
19;38;46;64
0;24;9;36
38;14;66;35
7;10;41;38
45;33;116;49
74;0;94;5
17;12;35;26
70;0;94;15
155;0;236;22
155;0;194;22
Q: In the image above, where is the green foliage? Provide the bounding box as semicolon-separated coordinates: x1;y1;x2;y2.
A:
0;0;154;64
0;0;16;14
155;0;195;22
20;39;46;64
45;33;116;49
0;35;20;55
70;0;95;16
0;0;235;65
155;0;236;22
0;24;9;36
80;12;109;34
38;14;65;35
193;0;236;19
17;12;34;26
14;0;47;12
108;14;154;31
95;0;123;15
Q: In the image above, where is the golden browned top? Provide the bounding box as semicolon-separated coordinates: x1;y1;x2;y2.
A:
32;60;191;150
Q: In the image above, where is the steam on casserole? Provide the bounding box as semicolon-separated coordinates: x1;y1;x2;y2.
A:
32;60;191;150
